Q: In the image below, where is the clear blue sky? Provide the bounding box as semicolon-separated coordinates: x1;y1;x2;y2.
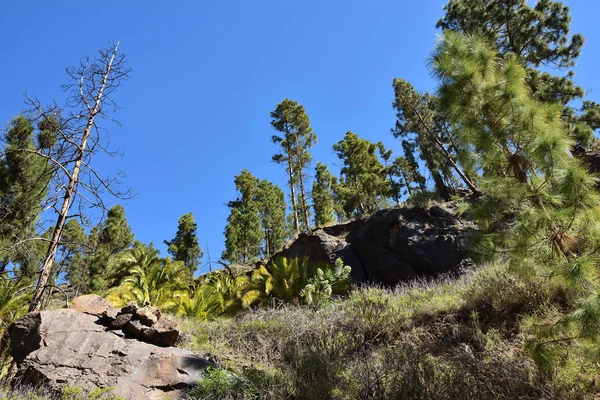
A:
2;1;599;271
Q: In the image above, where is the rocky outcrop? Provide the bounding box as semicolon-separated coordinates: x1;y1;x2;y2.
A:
278;203;475;285
8;306;211;399
97;301;179;347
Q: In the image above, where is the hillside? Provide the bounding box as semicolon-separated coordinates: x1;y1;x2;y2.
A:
2;0;600;399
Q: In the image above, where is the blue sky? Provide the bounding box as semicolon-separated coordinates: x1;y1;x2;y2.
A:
2;1;599;272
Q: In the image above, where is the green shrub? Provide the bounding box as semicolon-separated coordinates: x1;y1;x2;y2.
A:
300;258;351;307
188;367;285;400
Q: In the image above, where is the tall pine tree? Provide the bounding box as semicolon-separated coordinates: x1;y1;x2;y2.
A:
88;205;134;290
164;212;203;276
222;170;263;264
0;116;53;278
312;162;337;226
433;31;600;273
270;99;317;234
333;131;389;217
256;180;286;258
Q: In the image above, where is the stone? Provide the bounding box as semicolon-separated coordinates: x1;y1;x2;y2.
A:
124;318;179;347
152;318;180;347
136;306;161;326
101;307;119;323
121;301;138;315
276;203;476;285
7;312;42;364
70;294;113;317
109;313;132;330
9;309;211;400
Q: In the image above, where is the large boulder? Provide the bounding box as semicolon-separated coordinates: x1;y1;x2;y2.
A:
8;309;211;400
278;203;475;285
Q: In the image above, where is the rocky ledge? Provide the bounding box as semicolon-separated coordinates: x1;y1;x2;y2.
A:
277;203;476;285
8;295;211;400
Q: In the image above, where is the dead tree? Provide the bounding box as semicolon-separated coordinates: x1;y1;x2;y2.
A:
25;42;132;312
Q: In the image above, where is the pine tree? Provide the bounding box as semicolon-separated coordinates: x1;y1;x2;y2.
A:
164;212;203;276
312;162;337;226
392;79;479;198
437;0;598;146
0;116;53;278
270;99;317;234
333;131;389;217
26;43;131;311
222;170;263;264
399;140;426;195
256;180;286;258
61;219;89;296
88;205;134;290
432;30;600;372
433;31;600;274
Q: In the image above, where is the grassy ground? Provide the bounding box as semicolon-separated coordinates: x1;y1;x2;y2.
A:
3;263;598;399
176;263;600;399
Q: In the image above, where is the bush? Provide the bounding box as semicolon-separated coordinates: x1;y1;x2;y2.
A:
187;367;285;400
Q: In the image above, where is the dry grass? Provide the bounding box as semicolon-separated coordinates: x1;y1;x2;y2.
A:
175;263;599;399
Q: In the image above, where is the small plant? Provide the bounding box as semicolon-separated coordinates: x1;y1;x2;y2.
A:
189;367;249;400
301;258;351;307
61;384;123;400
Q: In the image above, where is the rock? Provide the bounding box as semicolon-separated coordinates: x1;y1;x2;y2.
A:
152;318;180;347
9;309;211;400
277;203;476;285
109;313;132;330
101;307;119;323
70;294;113;317
7;312;41;364
136;306;161;326
121;301;138;315
124;317;179;347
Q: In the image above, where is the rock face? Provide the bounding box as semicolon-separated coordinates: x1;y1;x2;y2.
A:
8;308;211;400
278;204;475;285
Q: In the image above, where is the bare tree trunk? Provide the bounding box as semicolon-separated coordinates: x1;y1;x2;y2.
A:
297;169;310;230
288;161;299;236
264;228;270;258
29;44;120;312
432;169;452;201
401;92;481;196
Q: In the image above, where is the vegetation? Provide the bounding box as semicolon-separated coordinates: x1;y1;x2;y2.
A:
105;244;190;312
164;212;204;276
0;383;123;400
177;263;600;399
1;0;600;398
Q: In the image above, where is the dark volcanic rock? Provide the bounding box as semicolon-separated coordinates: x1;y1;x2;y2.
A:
7;312;42;364
121;301;138;315
109;313;132;330
277;203;475;285
9;309;211;400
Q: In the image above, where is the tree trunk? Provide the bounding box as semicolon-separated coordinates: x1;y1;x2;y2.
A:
29;44;119;312
264;228;270;258
297;169;310;230
288;161;299;236
402;92;481;196
431;170;452;201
